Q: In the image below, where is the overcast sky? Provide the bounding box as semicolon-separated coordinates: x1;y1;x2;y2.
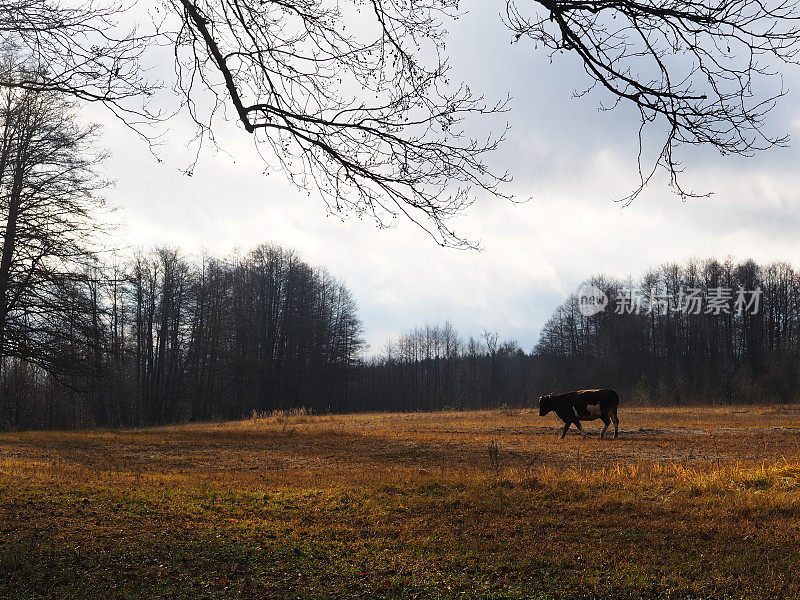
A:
89;1;800;354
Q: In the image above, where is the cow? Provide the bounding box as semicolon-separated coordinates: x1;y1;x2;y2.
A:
538;389;620;439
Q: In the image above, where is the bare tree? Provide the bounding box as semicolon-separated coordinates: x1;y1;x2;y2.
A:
0;2;157;114
0;58;108;379
167;0;511;247
505;0;800;202
2;1;510;247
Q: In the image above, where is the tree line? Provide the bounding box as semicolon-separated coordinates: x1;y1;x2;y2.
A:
350;254;800;413
533;259;799;405
351;326;534;413
0;245;364;429
0;59;368;429
5;253;800;429
350;258;800;413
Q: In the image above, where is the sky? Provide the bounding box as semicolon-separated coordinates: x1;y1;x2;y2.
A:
88;1;800;354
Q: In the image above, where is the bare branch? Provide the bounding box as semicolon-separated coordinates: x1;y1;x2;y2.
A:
505;0;800;202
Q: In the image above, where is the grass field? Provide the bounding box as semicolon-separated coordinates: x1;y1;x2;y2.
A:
2;406;800;599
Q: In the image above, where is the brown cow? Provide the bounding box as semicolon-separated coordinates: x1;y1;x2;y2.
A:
538;389;620;439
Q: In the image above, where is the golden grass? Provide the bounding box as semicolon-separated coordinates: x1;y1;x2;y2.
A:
2;405;800;598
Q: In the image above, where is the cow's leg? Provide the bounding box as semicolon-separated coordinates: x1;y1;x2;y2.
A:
610;407;619;439
559;421;571;439
600;416;611;439
574;420;587;438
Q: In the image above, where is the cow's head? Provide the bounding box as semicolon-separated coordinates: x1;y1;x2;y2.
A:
538;393;554;417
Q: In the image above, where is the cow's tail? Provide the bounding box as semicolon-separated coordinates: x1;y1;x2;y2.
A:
611;389;620;408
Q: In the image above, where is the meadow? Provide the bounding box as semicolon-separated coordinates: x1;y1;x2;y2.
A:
2;405;800;599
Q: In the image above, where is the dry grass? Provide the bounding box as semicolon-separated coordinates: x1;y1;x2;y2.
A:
2;406;800;598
